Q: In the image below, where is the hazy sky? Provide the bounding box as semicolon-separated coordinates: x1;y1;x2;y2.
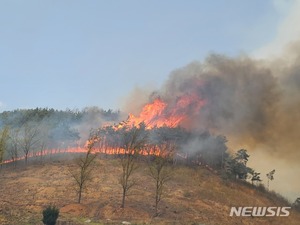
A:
0;0;295;111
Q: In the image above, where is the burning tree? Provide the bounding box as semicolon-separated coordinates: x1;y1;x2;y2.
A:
69;135;98;203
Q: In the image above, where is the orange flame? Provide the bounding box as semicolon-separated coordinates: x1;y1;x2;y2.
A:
127;93;205;129
2;93;205;165
1;145;162;165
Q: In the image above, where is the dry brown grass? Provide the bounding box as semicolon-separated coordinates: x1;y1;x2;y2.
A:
0;155;299;225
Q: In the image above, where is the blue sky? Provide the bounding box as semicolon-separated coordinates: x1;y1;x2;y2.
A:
0;0;293;111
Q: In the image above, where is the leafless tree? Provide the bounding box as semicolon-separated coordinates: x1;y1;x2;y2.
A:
119;125;148;208
7;128;20;168
19;123;40;165
69;135;98;203
148;142;174;216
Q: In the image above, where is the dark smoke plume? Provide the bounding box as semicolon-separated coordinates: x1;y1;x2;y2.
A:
123;47;300;200
136;52;299;162
163;55;279;145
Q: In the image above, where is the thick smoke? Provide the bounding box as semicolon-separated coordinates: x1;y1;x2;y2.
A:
123;46;300;200
72;107;120;142
143;52;299;162
162;55;279;146
123;50;300;161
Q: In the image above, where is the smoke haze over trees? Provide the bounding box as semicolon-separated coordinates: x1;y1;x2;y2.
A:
121;50;300;200
0;107;121;161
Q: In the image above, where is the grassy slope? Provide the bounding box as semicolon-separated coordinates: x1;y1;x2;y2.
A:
0;156;299;225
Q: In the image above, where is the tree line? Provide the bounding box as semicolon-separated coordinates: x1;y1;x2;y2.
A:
0;107;120;165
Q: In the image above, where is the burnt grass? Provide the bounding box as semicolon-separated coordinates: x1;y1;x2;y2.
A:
0;154;299;225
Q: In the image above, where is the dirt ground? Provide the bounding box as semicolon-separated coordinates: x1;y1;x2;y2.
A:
0;154;299;225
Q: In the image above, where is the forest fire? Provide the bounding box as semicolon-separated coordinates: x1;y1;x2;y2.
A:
1;93;206;165
126;93;205;129
1;48;300;209
2;145;162;164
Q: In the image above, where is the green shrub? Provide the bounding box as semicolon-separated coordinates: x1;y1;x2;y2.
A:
42;205;59;225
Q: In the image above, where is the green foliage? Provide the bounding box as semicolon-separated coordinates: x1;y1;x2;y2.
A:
42;205;59;225
224;149;254;180
0;107;120;129
266;169;275;190
234;149;249;164
0;107;120;150
0;126;9;164
249;169;262;185
293;197;300;211
266;169;275;181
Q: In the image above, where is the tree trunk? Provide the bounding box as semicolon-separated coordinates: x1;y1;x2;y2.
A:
155;198;158;216
155;180;159;216
78;187;82;203
121;188;126;208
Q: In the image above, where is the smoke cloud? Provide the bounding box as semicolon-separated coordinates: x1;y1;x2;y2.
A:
254;0;300;58
123;44;300;200
163;52;300;160
162;55;279;146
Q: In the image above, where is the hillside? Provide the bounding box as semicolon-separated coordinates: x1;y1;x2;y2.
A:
0;156;299;225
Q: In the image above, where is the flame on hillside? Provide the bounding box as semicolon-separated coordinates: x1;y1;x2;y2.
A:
2;94;205;165
125;93;205;129
2;145;163;165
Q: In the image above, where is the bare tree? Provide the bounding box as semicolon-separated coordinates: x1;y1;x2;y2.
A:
69;136;98;203
119;124;148;208
38;141;47;163
7;128;20;168
34;124;49;163
148;142;174;216
19;123;40;165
